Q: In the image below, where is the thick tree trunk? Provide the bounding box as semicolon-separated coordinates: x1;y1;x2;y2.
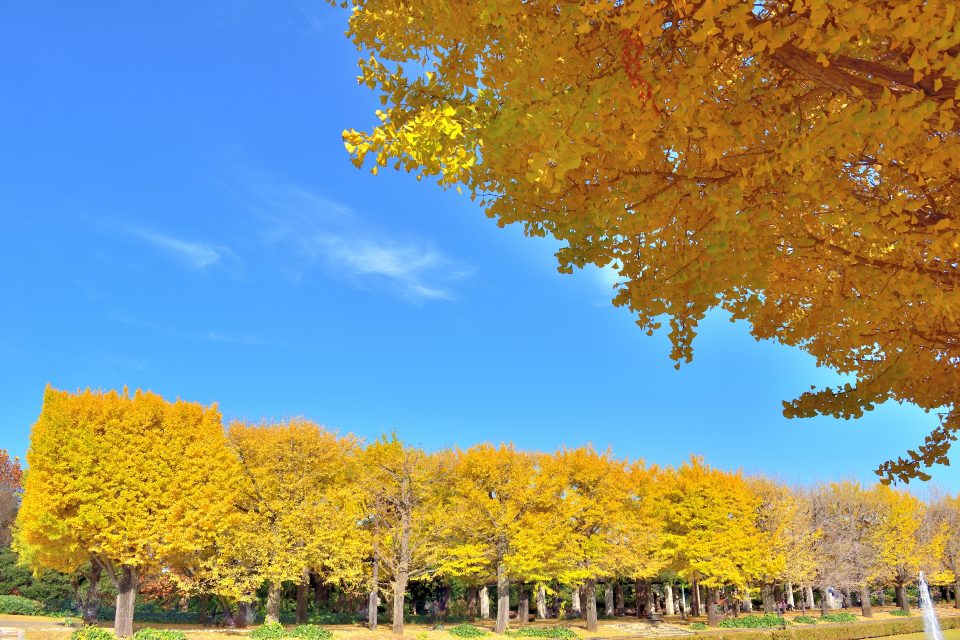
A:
312;574;330;611
297;569;310;624
820;588;829;617
690;578;701;617
266;581;283;624
572;587;582;617
466;587;479;618
604;581;615;617
955;577;960;609
743;592;753;613
762;584;775;614
664;583;674;616
680;585;687;619
706;587;719;627
861;583;873;618
786;583;795;609
216;597;236;628
615;581;625;616
805;586;814;610
82;562;102;625
518;584;530;626
480;586;490;619
198;593;210;626
114;565;138;638
368;555;379;630
537;584;548;620
584;578;598;631
896;583;909;612
495;562;510;634
635;579;646;618
392;574;408;635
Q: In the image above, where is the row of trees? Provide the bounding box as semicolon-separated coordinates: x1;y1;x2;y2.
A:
15;388;960;637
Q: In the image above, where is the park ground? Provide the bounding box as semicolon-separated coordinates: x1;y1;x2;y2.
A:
3;607;960;640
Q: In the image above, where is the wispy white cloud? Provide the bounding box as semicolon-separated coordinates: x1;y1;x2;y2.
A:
241;178;472;302
205;330;264;345
111;316;266;347
129;228;232;270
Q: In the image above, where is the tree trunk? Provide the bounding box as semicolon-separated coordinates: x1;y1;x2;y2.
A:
805;586;814;610
820;588;829;617
297;569;310;624
762;584;774;614
495;562;510;634
706;587;719;627
786;583;795;610
536;584;548;620
392;574;408;635
572;587;582;617
615;581;625;616
216;597;236;628
635;579;646;618
466;587;479;618
896;583;909;612
113;565;138;638
312;573;329;611
584;578;598;631
518;584;530;626
605;581;615;617
368;555;379;630
266;581;283;624
82;562;102;625
955;577;960;609
480;586;490;619
664;583;675;616
690;577;700;617
198;593;210;626
861;583;873;618
680;585;687;619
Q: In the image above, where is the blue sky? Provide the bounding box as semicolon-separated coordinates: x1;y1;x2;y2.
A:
0;1;954;492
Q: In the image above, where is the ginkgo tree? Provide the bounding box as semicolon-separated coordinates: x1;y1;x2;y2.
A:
215;420;368;624
336;0;960;484
442;444;565;633
657;457;766;626
543;447;662;631
16;387;241;637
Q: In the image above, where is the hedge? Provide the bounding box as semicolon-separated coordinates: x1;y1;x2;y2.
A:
688;615;960;640
0;595;45;616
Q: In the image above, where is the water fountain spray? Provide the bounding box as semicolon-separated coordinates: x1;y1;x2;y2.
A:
918;572;944;640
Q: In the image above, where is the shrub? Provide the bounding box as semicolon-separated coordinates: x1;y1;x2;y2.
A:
888;610;911;617
449;625;489;638
0;594;45;615
719;615;787;628
820;613;857;623
71;628;115;640
506;628;578;639
794;616;818;625
290;625;333;640
416;632;429;640
133;630;187;640
251;622;288;640
685;614;960;640
689;622;707;630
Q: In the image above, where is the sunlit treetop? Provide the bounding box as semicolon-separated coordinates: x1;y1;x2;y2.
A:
338;0;960;483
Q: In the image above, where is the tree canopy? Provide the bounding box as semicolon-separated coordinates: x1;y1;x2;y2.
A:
337;0;960;484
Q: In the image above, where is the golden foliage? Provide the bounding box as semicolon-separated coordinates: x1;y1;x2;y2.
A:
337;0;960;483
